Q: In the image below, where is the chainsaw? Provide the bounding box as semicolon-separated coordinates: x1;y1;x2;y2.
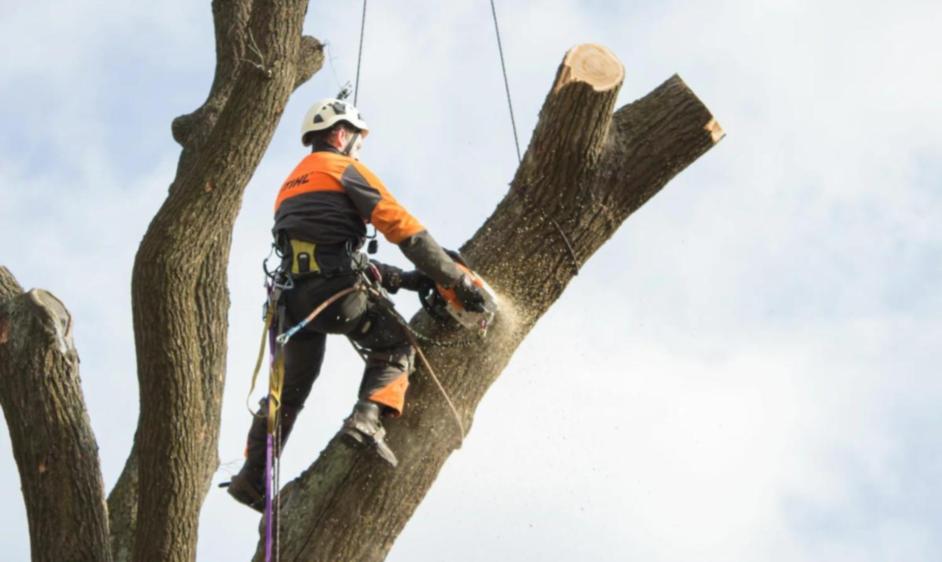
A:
418;250;499;334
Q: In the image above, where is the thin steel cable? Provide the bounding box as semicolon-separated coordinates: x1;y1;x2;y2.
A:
325;43;345;92
489;0;522;163
354;0;367;105
488;1;579;273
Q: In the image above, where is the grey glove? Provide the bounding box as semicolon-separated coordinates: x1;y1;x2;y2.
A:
454;274;486;312
369;261;433;294
370;261;405;294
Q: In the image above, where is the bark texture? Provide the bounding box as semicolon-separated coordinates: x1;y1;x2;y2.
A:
128;2;323;561
0;267;112;562
107;444;139;562
263;45;723;561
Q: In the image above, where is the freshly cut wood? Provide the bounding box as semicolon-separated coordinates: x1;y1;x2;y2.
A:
556;43;625;92
706;117;726;143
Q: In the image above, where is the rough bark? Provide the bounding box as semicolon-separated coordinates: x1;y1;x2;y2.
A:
263;44;724;561
127;2;323;561
0;266;112;562
107;443;138;562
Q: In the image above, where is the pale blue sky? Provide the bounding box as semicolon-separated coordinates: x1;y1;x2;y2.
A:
2;1;941;560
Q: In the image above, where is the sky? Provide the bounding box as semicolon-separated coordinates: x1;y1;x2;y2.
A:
2;0;941;560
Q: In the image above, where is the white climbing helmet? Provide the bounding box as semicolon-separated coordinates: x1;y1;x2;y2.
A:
300;98;370;145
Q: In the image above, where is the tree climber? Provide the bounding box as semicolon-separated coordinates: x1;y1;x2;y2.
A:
227;98;486;511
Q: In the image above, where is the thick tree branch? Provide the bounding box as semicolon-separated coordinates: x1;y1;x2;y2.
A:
0;267;111;562
294;35;325;91
188;7;324;138
128;1;322;561
0;266;23;299
264;44;723;562
171;0;252;149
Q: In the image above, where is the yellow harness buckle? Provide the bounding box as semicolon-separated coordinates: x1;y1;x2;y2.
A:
289;239;320;275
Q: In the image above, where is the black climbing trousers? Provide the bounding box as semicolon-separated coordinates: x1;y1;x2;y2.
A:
240;271;414;478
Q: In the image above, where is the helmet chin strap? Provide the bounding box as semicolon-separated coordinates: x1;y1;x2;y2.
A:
342;132;362;158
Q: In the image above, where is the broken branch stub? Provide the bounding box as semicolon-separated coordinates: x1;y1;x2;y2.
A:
0;277;110;562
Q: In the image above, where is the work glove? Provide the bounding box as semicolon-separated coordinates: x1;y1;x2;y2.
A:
370;261;405;294
454;274;487;312
399;270;433;292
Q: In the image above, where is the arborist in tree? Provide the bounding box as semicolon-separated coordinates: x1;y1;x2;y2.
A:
227;98;486;511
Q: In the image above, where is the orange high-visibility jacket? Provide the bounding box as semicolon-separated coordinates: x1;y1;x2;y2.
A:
273;148;465;288
274;149;425;246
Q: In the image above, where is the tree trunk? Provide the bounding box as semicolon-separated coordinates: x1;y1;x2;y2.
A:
0;267;112;562
264;44;724;561
128;1;323;561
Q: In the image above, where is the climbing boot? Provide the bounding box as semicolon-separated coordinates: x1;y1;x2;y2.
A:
226;404;269;513
341;400;399;467
226;466;265;513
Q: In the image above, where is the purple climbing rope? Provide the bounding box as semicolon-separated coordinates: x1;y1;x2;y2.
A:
264;304;279;562
264;433;275;561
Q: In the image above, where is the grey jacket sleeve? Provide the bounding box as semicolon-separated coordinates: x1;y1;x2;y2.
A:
398;230;464;288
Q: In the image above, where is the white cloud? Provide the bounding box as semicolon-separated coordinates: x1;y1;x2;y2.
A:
2;0;941;561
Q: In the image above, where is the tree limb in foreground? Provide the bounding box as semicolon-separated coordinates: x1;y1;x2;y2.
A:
0;266;111;562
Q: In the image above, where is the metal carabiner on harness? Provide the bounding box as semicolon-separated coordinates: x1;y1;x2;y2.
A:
262;241;294;290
